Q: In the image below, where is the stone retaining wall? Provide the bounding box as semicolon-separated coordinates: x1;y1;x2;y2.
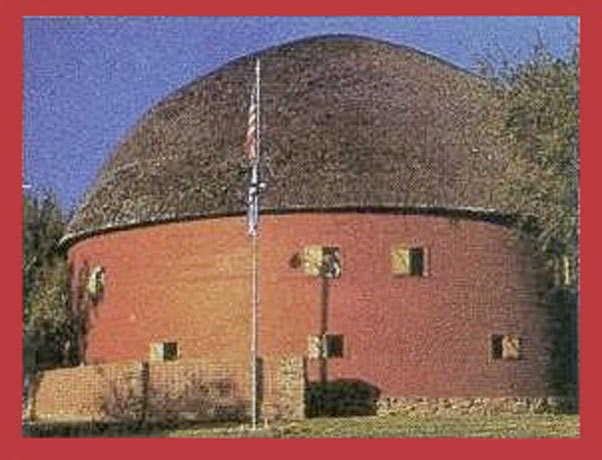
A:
263;356;306;421
376;395;578;416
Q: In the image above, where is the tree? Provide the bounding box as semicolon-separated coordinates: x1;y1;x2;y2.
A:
24;257;72;369
23;191;76;390
477;40;579;289
475;39;579;394
23;191;64;324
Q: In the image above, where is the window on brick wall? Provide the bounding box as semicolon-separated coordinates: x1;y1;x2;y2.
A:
391;246;428;276
302;246;342;278
150;342;179;361
163;342;178;361
323;334;345;358
491;334;521;360
86;266;105;303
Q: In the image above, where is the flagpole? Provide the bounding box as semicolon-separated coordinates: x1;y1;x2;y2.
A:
251;225;258;430
250;59;260;431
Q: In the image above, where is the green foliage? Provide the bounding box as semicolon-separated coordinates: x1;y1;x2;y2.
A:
473;40;580;394
23;191;76;375
477;40;579;288
24;259;70;354
23;192;65;324
546;288;579;392
504;48;578;255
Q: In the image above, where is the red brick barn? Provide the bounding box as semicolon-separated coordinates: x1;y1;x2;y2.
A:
59;36;555;419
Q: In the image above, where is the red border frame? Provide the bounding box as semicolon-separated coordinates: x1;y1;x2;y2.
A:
4;2;600;458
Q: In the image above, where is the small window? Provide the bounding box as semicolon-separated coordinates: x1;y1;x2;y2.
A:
163;342;178;361
491;334;504;359
491;334;521;360
87;266;105;301
409;248;424;276
150;341;179;361
323;334;344;359
392;246;427;276
302;246;341;278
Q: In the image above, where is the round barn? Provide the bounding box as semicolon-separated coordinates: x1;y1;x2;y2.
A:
62;35;554;417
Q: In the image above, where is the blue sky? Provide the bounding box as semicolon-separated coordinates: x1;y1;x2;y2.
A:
23;16;578;212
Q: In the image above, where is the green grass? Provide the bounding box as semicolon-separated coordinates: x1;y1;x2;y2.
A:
25;413;580;438
164;414;579;438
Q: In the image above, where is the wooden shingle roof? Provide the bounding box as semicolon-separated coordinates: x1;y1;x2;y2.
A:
65;35;503;244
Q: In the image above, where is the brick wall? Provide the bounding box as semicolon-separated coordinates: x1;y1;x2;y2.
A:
30;359;253;423
30;361;142;421
146;359;250;421
68;213;554;399
30;356;573;423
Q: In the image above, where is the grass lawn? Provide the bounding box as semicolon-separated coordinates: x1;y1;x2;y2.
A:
25;413;579;438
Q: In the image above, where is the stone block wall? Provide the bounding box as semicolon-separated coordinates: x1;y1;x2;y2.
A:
375;395;578;416
263;356;306;421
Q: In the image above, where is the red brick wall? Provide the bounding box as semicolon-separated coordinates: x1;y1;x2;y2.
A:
146;358;250;421
70;219;251;364
31;361;143;421
68;213;552;400
31;359;251;422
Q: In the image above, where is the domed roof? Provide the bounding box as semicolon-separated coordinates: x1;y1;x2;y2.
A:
65;34;503;243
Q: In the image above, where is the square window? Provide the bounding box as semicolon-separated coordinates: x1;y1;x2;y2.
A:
322;247;341;279
302;246;341;278
392;246;427;276
491;334;521;360
491;334;504;359
163;342;178;361
409;248;424;276
87;266;105;302
150;341;179;361
323;334;344;358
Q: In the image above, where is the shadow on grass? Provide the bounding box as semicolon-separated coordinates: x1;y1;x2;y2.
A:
23;419;241;438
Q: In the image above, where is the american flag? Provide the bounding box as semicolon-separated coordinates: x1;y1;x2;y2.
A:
244;81;258;162
246;59;260;237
